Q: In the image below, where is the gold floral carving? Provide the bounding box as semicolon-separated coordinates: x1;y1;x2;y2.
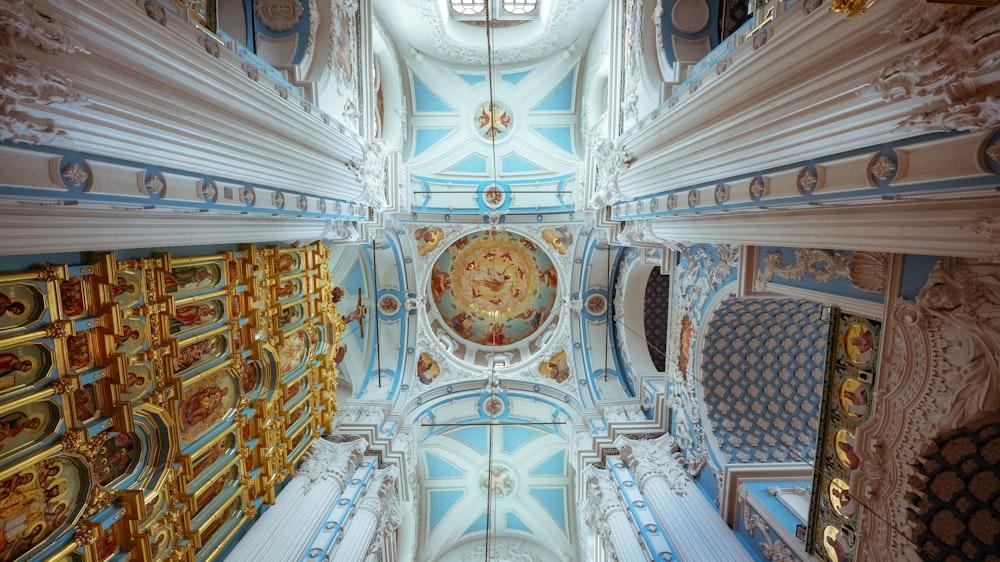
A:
48;378;76;395
61;163;88;186
244;504;258;519
73;523;101;546
84;486;119;517
34;265;66;282
43;320;72;339
59;430;109;459
871;155;897;181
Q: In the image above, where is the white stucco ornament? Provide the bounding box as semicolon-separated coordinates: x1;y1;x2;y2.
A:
255;0;304;32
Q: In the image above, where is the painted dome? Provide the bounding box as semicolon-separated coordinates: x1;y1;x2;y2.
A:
430;230;558;346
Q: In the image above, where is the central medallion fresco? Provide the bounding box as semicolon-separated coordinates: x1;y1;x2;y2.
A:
430;230;558;346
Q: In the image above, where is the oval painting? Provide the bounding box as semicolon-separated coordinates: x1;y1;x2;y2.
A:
842;322;875;366
833;429;859;470
111;270;143;308
120;362;153;402
822;525;852;562
828;478;855;519
169;299;224;337
179;370;239;445
838;378;869;419
112;317;147;355
0;398;59;463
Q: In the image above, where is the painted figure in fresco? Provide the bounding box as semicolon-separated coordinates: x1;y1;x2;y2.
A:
165;266;216;292
824;530;850;562
836;440;860;470
0;469;68;561
150;532;167;557
839;380;868;417
829;480;855;518
277;254;297;274
431;270;451;299
277;306;302;329
170;304;217;332
541;226;573;255
486;323;506;345
515;308;543;329
67;335;91;370
0;353;32;377
275;280;296;298
539;351;570;383
113;325;142;351
182;385;230;427
121;370;147;395
0;412;42;451
197;476;227;511
175;338;220;372
416;353;440;385
94;433;134;485
414;226;444;256
111;276;135;299
95;527;117;559
73;388;95;421
538;266;557;288
843;324;875;365
239;363;259;394
59;279;86;317
448;312;475;340
0;293;25;317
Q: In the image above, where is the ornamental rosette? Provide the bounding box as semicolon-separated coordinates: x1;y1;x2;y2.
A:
255;0;304;32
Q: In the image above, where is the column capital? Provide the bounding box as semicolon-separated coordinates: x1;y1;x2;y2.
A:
615;433;689;495
296;435;369;492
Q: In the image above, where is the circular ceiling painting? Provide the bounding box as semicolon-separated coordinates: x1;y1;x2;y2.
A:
475;100;513;140
430;230;558;346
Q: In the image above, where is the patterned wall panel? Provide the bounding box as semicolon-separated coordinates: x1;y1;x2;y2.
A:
910;409;1000;561
701;298;828;464
643;267;669;372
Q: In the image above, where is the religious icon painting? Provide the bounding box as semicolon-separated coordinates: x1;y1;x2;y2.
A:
277;303;305;330
173;334;228;377
118;362;153;402
833;429;859;470
194;464;238;515
822;525;854;562
416;352;440;385
538;349;571;383
283;372;308;407
0;281;46;334
65;332;94;373
189;432;236;483
828;478;856;520
284;398;310;436
0;454;91;562
94;521;119;561
274;278;302;302
146;524;173;562
837;378;870;420
277;328;312;379
58;277;88;319
238;361;262;396
93;431;139;486
110;270;143;308
841;322;876;367
0;342;53;395
164;263;223;295
72;384;100;425
275;252;302;275
169;298;225;336
414;226;445;257
198;496;242;548
111;317;148;355
178;370;239;445
0;398;58;463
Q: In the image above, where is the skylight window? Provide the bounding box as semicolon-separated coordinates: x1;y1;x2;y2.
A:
502;0;537;15
450;0;538;23
449;0;486;15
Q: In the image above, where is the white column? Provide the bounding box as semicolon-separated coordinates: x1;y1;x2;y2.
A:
329;466;402;562
617;434;754;562
224;437;368;562
581;465;648;562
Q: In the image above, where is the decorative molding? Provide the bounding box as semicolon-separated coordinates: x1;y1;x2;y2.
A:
0;0;89;143
589;137;634;208
883;1;976;43
254;0;304;32
738;485;796;562
854;257;1000;560
871;15;1000;133
347;140;390;211
295;435;369;491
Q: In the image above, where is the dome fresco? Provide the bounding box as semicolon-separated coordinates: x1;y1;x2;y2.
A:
430;230;558;346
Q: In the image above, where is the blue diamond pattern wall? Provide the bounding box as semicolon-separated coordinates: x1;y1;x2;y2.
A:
700;298;828;464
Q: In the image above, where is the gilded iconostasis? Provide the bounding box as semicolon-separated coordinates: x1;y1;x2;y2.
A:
0;243;344;562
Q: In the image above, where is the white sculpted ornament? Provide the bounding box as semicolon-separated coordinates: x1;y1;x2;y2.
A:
254;0;304;32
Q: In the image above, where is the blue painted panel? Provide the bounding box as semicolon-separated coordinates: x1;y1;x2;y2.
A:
464;512;489;535
425;452;465;478
506;512;532;533
531;126;574;154
413;128;455;156
900;255;941;300
530;450;566;476
529;488;566;529
428;489;465;534
412;75;455;112
502;425;543;453
757;247;882;303
458;73;486;86
501;70;530;85
533;69;575;111
501;153;542;173
446;426;489;453
447;154;488;174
